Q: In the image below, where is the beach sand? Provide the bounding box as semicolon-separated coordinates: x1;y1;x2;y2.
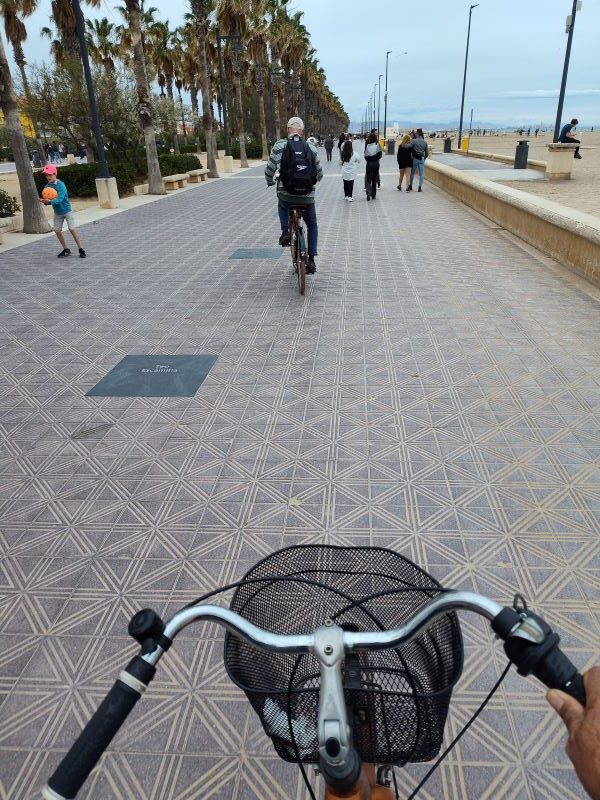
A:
463;131;600;219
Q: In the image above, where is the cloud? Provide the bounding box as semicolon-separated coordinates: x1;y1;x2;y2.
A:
502;88;600;98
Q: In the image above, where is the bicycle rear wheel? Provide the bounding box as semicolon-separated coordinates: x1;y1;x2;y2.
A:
296;226;306;296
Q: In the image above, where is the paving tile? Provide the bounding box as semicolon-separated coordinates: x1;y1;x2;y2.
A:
1;155;599;799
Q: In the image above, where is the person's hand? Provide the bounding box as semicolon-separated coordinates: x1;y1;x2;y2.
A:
547;666;600;800
40;198;49;205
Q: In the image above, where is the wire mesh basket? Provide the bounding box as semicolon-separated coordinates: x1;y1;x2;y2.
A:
224;545;463;766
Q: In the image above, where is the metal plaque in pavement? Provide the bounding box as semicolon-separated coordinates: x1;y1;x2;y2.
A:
86;354;218;397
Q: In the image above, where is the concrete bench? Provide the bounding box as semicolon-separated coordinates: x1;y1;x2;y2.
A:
0;217;11;245
163;173;188;190
545;143;578;180
133;183;149;196
187;168;209;183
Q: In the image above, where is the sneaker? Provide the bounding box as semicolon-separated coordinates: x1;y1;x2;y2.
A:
279;231;291;247
366;193;370;201
306;256;317;274
397;185;402;191
418;187;422;192
574;152;582;159
406;186;412;192
348;197;353;202
57;248;71;258
79;248;87;258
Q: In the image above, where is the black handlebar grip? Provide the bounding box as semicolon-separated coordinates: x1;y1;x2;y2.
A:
45;679;142;799
534;644;587;706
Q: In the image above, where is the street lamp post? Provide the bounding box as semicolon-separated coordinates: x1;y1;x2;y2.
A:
458;4;479;150
383;50;392;141
553;0;582;142
377;74;383;134
373;84;377;129
71;0;109;177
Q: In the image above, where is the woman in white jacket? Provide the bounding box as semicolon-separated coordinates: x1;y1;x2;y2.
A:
339;140;362;201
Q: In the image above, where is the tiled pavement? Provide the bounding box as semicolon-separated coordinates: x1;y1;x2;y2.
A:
1;152;600;800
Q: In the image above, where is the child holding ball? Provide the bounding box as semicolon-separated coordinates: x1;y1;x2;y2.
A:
40;164;86;258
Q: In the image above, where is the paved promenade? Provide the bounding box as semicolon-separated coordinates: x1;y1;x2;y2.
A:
1;153;600;800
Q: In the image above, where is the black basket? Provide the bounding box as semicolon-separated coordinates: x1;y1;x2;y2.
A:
224;545;463;766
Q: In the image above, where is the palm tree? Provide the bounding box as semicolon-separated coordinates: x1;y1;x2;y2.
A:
0;30;50;233
189;0;218;178
216;0;250;168
245;11;269;160
122;0;164;193
48;0;100;161
0;0;46;165
178;18;200;139
85;17;120;72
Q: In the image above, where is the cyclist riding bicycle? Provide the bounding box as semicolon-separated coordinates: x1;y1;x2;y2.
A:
265;116;323;274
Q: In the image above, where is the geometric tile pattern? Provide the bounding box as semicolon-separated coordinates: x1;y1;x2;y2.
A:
86;354;218;397
1;153;599;799
229;248;284;259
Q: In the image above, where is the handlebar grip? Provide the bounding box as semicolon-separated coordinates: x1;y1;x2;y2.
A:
533;644;586;705
44;656;155;799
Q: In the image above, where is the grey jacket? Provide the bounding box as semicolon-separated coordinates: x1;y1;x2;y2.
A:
412;136;429;159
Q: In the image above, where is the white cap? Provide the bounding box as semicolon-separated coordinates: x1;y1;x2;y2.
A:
287;116;304;132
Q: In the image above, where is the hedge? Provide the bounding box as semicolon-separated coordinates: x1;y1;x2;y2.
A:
229;141;269;159
158;153;202;174
32;154;203;198
33;162;137;197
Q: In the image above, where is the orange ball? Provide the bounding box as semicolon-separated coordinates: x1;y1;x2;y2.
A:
42;186;58;201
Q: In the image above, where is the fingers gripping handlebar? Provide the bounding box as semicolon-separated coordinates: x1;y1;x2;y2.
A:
492;605;586;705
42;593;585;799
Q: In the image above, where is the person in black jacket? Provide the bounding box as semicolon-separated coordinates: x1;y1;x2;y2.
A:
396;133;414;190
363;133;383;200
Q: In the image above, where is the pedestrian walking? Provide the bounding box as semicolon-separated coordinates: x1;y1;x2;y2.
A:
363;133;382;200
339;139;361;201
39;164;87;258
559;118;582;159
396;133;413;191
324;134;334;162
408;128;429;192
337;132;346;151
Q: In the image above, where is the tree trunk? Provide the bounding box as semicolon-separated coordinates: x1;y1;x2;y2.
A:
258;90;268;160
14;49;47;167
273;84;281;139
234;73;248;168
0;36;50;234
85;136;96;163
192;2;218;178
126;0;164;194
190;83;199;139
278;88;286;136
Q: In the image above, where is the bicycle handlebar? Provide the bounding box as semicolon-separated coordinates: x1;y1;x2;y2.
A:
43;590;585;799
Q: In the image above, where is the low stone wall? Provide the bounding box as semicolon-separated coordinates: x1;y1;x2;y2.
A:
450;148;547;171
427;158;600;288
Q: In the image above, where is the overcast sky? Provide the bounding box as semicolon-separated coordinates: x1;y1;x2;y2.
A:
7;0;600;128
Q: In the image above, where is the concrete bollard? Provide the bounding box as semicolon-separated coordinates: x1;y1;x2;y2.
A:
95;177;120;209
223;155;234;174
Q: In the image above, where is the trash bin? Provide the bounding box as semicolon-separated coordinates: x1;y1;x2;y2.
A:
514;139;529;169
386;139;395;155
444;137;452;153
461;137;470;152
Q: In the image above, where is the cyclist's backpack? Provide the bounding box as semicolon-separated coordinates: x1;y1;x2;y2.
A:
279;136;317;195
